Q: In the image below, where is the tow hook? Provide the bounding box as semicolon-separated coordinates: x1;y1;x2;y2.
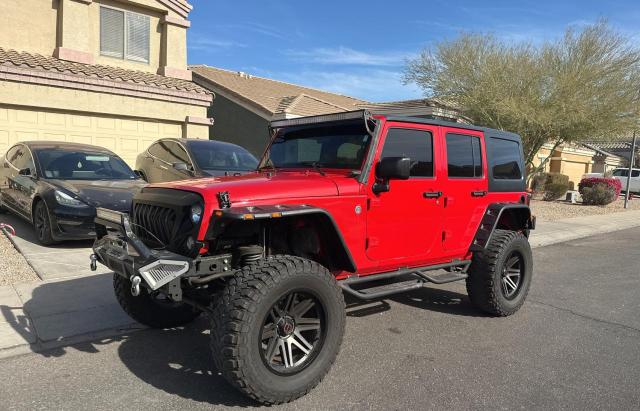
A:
130;275;142;296
89;254;97;271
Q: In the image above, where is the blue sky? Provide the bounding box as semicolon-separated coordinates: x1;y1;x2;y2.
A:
187;0;640;102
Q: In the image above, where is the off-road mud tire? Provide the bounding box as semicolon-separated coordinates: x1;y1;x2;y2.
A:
466;229;533;316
210;255;345;405
113;274;200;328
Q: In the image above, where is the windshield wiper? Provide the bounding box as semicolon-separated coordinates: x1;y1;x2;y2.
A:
297;161;325;176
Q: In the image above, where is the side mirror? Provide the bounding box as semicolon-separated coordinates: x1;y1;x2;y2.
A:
172;162;189;172
133;170;146;181
373;157;410;194
376;157;410;180
18;167;33;177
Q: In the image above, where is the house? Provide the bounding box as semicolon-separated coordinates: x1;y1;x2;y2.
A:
0;0;213;165
191;65;466;157
531;142;624;187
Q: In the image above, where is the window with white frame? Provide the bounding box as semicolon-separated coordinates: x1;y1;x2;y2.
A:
100;6;150;63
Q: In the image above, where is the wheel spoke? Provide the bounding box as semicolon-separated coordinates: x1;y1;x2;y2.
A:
262;323;277;341
265;336;279;362
506;256;519;269
504;275;518;291
296;317;321;332
280;339;294;368
284;292;296;313
292;298;315;318
292;331;314;352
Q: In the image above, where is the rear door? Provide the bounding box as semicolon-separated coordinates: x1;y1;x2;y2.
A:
366;123;444;263
441;128;488;254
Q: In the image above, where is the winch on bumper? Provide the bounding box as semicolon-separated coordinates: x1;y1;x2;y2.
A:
90;208;233;301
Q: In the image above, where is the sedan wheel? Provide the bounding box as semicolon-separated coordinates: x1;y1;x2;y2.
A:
34;201;56;245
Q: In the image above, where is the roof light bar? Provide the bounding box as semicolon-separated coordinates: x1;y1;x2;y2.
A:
270;110;370;129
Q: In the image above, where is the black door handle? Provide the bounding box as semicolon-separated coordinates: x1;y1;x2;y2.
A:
423;191;442;199
471;191;487;197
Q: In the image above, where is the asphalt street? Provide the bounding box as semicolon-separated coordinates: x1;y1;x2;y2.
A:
0;228;639;410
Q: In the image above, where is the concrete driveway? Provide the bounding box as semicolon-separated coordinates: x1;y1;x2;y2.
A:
0;212;108;280
0;228;638;410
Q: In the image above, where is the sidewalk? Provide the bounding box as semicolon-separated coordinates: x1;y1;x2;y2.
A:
1;209;640;358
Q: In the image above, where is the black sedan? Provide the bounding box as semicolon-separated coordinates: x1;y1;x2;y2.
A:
0;141;146;245
135;138;259;183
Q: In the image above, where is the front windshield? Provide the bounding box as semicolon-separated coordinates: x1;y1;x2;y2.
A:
189;141;259;171
34;149;137;180
260;121;371;170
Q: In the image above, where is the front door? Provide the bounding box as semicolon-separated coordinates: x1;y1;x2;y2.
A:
4;144;37;219
441;129;488;254
366;123;444;263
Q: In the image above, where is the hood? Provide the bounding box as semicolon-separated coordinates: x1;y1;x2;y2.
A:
149;171;339;205
50;179;147;211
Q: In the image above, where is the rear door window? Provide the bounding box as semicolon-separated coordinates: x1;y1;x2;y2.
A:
491;138;522;180
446;133;483;178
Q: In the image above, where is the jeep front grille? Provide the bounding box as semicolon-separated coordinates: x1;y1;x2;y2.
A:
132;203;177;248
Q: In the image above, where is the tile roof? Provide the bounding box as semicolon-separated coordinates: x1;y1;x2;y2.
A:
0;47;210;95
191;65;366;116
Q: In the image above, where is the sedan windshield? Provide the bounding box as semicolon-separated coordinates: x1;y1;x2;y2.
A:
34;149;137;180
260;121;371;171
189;140;259;171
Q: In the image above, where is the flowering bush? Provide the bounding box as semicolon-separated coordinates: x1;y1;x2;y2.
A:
578;177;622;205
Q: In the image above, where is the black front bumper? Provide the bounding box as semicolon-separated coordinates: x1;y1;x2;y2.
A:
92;208;193;289
92;208;233;295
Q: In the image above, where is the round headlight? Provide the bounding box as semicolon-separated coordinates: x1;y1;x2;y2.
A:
190;204;203;223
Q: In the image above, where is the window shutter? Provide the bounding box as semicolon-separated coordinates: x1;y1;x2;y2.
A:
125;13;150;63
100;7;124;58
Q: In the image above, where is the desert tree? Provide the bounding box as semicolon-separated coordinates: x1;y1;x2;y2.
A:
403;21;640;178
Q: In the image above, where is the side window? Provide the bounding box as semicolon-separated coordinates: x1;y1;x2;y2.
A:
632;170;640;178
148;142;165;159
491;138;522;180
381;128;433;177
164;142;190;165
7;146;34;171
446;133;483;178
5;146;20;167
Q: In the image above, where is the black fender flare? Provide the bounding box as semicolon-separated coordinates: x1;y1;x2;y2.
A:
206;204;357;273
470;203;535;252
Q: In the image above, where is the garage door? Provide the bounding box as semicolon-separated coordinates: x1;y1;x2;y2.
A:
0;105;183;166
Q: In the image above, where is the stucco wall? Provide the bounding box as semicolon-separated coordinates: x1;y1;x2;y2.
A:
0;0;59;56
209;93;270;158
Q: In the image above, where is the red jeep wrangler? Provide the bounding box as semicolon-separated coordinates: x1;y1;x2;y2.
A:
92;110;535;404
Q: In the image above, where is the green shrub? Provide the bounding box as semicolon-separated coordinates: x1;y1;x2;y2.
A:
579;177;621;205
543;182;570;201
580;184;616;205
546;172;570;186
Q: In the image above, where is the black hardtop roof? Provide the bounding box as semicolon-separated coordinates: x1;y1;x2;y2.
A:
269;110;521;142
384;115;521;141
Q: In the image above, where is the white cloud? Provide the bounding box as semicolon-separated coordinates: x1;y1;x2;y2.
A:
274;69;423;102
188;34;247;51
283;46;413;67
